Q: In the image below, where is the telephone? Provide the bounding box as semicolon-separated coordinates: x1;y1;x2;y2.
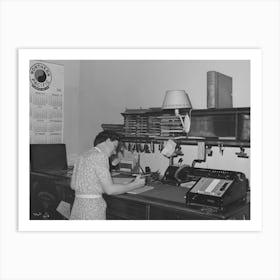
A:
162;164;199;185
162;165;180;185
175;165;200;182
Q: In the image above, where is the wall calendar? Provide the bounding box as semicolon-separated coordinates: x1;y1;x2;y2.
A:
29;61;64;144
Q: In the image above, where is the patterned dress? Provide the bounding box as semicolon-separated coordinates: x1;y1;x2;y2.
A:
70;147;111;220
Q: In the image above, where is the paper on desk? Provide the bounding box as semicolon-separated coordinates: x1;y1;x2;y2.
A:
127;185;154;194
56;201;71;219
180;181;197;188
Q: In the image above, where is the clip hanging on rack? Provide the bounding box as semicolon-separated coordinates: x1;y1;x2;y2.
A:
236;147;249;158
218;143;224;155
206;145;213;157
192;142;206;167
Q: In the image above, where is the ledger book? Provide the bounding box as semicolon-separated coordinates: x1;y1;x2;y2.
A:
207;71;233;109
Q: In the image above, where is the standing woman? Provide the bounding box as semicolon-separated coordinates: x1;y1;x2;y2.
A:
70;130;145;220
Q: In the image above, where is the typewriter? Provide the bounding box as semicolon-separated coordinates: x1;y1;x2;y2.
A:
162;165;248;209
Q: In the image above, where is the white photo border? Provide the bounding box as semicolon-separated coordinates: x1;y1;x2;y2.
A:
18;48;262;232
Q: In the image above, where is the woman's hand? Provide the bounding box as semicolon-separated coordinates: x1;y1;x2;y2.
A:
133;175;145;188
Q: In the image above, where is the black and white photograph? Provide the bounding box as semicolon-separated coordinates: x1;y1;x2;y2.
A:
1;1;280;280
27;56;253;224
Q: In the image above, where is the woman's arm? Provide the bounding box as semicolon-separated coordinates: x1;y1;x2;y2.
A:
100;175;145;195
94;152;145;195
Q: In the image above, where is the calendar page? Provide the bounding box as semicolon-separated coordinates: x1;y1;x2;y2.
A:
30;61;64;144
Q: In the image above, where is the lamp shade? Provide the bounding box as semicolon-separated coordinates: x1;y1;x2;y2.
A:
162;90;192;109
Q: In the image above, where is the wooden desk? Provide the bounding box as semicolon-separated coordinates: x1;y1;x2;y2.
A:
30;172;250;220
104;182;250;220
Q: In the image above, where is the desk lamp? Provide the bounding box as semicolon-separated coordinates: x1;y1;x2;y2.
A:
161;90;192;133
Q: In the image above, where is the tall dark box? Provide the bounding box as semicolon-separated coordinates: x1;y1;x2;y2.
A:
207;71;233;108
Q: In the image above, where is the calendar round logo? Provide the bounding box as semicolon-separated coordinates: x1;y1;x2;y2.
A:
30;63;52;91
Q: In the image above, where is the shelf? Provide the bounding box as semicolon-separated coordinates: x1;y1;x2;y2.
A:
122;107;250;147
102;107;250;148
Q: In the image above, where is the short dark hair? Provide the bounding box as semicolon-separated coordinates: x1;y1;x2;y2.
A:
94;130;121;146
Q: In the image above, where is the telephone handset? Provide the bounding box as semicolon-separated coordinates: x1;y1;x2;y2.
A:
175;165;201;183
174;165;190;183
162;165;199;185
162;165;192;184
162;165;180;184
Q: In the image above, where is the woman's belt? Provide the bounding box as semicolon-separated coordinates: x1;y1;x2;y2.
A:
75;194;102;199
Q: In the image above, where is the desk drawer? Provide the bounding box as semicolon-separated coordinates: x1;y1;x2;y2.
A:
149;205;205;220
227;205;250;220
105;196;147;220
